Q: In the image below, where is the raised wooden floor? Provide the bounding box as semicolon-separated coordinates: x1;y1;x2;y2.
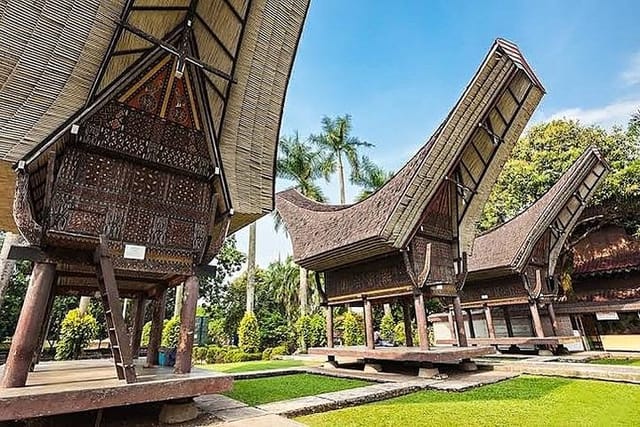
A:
309;345;495;363
0;359;232;421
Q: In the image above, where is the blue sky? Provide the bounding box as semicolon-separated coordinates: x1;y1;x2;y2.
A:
236;0;640;268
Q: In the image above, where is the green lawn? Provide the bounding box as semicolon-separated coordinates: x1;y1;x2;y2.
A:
298;376;640;427
199;359;312;373
589;358;640;367
223;373;371;406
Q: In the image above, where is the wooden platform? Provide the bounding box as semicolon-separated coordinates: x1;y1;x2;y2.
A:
0;359;232;421
308;345;495;363
466;336;583;347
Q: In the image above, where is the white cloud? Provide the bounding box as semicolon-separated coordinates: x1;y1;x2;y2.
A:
547;98;640;129
621;52;640;86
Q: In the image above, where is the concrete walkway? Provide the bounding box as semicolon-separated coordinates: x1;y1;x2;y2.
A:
492;360;640;384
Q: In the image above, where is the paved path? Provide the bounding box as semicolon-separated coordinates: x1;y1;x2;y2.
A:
492;360;640;384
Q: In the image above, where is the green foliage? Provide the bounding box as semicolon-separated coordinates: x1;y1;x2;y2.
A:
202;359;307;373
54;309;98;360
88;298;107;342
480;119;640;232
207;317;227;346
259;310;295;349
380;313;395;343
352;156;394;201
341;311;364;346
295;313;327;350
223;348;262;363
193;346;207;364
262;347;273;360
238;312;261;353
299;376;640;426
224;373;371;406
0;260;32;340
270;345;289;359
205;346;226;364
393;321;418;346
161;317;181;348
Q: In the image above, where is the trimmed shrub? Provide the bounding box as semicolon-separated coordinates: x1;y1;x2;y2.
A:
393;321;419;346
161;317;181;348
270;345;288;359
207;317;227;346
205;346;225;364
141;321;152;346
380;313;395;343
55;309;98;360
262;347;273;360
342;311;364;346
238;312;260;353
193;346;207;364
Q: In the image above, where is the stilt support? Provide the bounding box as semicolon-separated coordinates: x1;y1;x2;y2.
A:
146;287;167;367
175;275;199;374
326;305;334;348
364;297;375;350
403;299;414;347
414;291;429;350
529;300;545;338
1;262;56;388
484;304;496;339
130;297;146;359
452;295;468;347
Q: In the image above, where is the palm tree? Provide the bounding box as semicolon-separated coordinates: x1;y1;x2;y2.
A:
246;222;257;313
263;257;300;322
351;156;394;201
310;115;373;204
276;133;329;321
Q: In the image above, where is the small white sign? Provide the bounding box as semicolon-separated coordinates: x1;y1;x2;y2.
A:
596;311;619;321
123;244;146;260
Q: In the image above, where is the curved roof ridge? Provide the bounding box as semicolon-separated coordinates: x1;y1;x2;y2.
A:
468;145;609;275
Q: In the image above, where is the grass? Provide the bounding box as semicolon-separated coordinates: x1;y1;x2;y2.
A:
223;373;371;406
589;358;640;367
198;359;312;373
298;376;640;427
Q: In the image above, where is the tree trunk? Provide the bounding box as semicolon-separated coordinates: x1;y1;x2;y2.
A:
337;152;346;204
299;266;308;316
246;222;257;313
78;296;91;315
383;303;392;316
173;284;183;318
0;232;22;306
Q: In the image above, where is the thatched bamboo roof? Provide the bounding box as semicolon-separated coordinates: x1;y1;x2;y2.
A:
467;146;610;280
277;39;545;272
0;0;309;233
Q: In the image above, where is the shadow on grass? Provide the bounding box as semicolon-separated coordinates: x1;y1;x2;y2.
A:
376;376;571;404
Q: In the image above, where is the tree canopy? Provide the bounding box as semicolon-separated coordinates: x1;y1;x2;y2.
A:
480;118;640;235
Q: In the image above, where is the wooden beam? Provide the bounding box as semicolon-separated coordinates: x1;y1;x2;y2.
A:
414;292;429;350
1;262;56;388
146;288;167;367
175;275;199;374
452;295;468;347
326;306;334;348
130;297;147;359
547;303;558;336
364;297;375;350
529;300;545;338
484;304;496;339
403;299;414;347
466;309;476;339
503;306;514;337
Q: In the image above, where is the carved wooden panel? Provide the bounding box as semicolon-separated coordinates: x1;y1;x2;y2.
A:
460;274;528;302
325;253;411;299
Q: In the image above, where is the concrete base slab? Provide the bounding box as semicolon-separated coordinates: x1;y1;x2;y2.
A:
364;363;382;373
460;361;478;371
158;401;198;424
223;414;307;426
321;361;339;369
257;396;332;415
418;367;440;378
195;394;247;411
538;349;554;356
215;406;266;422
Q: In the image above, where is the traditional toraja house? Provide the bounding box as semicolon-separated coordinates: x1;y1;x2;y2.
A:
0;0;309;418
552;224;640;352
429;147;610;354
276;39;545;371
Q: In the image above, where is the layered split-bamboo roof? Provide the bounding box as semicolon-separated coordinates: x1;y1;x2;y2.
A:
467;146;610;281
0;0;310;233
277;39;545;272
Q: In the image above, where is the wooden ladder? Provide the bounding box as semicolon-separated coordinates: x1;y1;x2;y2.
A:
95;235;137;383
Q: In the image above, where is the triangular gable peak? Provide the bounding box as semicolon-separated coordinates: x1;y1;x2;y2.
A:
463;146;610;303
13;50;231;278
